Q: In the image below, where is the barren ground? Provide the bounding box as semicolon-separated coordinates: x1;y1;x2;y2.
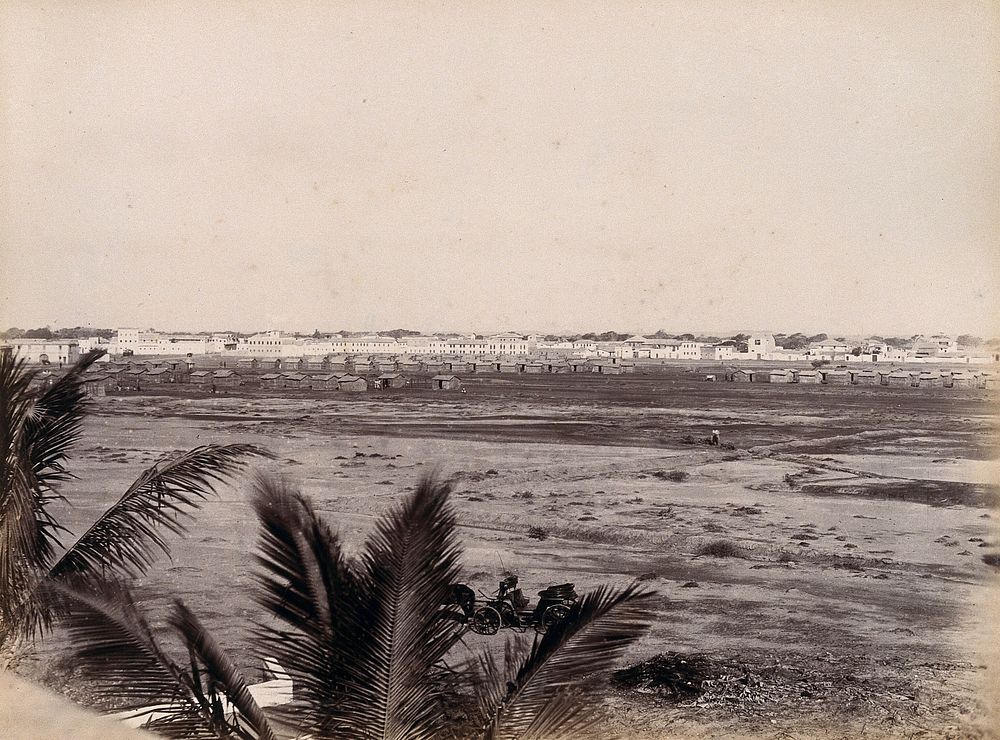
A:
20;371;1000;738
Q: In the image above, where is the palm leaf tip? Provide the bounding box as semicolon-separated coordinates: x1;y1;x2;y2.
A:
305;474;464;740
168;600;277;740
250;473;367;735
481;582;657;740
58;581;277;740
48;442;272;581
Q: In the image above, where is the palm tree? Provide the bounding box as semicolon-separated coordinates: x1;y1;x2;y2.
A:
58;473;656;739
0;348;267;663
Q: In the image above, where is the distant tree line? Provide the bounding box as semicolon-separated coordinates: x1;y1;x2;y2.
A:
1;326;115;341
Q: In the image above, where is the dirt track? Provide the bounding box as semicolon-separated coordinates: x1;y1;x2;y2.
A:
23;371;1000;738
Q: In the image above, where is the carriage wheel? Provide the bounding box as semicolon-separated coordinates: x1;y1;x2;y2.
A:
536;604;571;633
470;606;502;635
497;601;519;627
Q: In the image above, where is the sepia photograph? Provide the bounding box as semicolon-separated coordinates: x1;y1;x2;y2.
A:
1;2;998;738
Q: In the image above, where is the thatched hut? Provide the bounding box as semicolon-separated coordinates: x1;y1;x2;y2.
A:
145;367;173;384
951;371;977;389
885;370;911;387
769;369;795;384
917;371;941;388
280;372;307;389
423;359;446;374
337;374;368;392
310;374;339;390
820;368;849;385
852;370;878;386
431;374;463;391
445;359;472;373
83;374;111;397
259;373;283;389
212;369;242;388
377;373;408;389
189;370;213;386
306;356;330;372
328;355;352;373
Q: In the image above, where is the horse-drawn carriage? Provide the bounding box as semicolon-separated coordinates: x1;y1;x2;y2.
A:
447;575;577;635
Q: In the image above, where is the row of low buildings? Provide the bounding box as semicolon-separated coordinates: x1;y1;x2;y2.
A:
722;367;997;389
90;355;637;377
4;330;996;367
226;355;636;375
78;362;466;395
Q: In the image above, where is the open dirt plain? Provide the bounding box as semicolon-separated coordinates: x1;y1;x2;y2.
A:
23;371;1000;738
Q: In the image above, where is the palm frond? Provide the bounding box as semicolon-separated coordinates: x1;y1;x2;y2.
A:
58;580;267;740
23;349;105;493
350;474;466;740
472;636;527;728
481;582;656;740
253;475;465;740
0;464;47;632
48;443;270;580
169;600;277;740
250;474;366;737
0;351;99;634
56;580;197;712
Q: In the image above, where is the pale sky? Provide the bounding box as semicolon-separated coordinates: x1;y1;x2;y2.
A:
1;1;998;336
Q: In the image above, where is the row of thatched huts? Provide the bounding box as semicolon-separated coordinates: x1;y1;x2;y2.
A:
82;365;465;395
724;367;995;388
221;355;635;375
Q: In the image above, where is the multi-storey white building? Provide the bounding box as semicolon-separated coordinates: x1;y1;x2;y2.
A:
485;332;536;355
114;329;208;356
208;333;238;352
677;341;704;359
237;331;286;355
745;333;776;360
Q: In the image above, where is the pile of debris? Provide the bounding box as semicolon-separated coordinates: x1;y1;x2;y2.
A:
610;650;982;723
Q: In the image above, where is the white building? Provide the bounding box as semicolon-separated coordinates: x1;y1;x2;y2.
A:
618;336;651;359
677;341;704;359
114;328;208;356
77;337;112;360
236;331;297;356
861;339;889;356
745;334;776;360
912;335;957;357
485;332;536;355
701;344;739;361
807;341;851;362
208;333;238;352
8;338;80;365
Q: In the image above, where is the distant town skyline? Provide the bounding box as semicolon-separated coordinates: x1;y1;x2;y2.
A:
0;323;992;344
2;3;998;337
